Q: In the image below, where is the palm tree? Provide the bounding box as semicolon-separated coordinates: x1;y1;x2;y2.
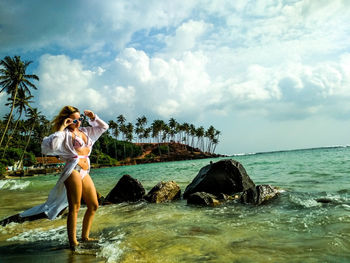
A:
212;130;221;153
196;126;205;151
126;122;134;142
205;125;215;153
182;122;190;147
135;115;147;143
189;124;196;148
0;56;39;148
212;138;219;154
20;108;41;169
151;120;165;156
168;118;177;142
2;88;34;157
117;114;126;126
143;127;151;143
108;120;119;139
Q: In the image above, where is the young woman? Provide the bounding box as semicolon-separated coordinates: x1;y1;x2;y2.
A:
20;106;109;249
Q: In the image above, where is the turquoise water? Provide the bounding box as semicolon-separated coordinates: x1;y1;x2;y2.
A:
0;147;349;262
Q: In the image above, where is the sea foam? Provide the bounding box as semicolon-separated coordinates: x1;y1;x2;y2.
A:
0;180;31;190
7;226;67;244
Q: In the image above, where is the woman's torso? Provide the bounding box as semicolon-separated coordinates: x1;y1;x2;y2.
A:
72;130;92;170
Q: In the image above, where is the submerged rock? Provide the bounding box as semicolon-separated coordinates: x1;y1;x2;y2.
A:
183;159;256;199
241;184;279;205
315;198;335;204
187;192;220;206
0;213;47;226
0;208;67;227
144;181;181;203
104;174;145;204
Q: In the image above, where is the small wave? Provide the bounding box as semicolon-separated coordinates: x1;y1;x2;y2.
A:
8;225;125;262
288;195;321;208
0;180;31;190
341;204;350;211
7;226;67;244
97;237;124;263
232;152;256;156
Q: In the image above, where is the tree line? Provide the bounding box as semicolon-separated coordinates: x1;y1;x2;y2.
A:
108;115;220;154
0;55;220;173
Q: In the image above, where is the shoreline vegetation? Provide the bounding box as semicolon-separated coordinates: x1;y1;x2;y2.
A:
0;55;223;178
3;142;225;178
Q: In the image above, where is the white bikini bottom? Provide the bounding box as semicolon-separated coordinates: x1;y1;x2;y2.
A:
74;164;88;179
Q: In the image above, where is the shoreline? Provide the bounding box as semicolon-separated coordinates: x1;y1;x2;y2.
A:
2;153;225;179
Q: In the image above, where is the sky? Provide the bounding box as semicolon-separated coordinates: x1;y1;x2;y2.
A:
1;0;350;155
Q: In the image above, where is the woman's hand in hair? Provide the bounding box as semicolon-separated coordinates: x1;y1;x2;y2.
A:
59;118;73;131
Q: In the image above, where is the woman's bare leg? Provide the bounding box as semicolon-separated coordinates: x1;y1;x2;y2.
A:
64;171;82;248
81;174;99;241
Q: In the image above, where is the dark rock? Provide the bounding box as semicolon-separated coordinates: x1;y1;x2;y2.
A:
187;192;220;206
104;174;145;204
144;181;181;203
316;198;334;204
0;207;68;227
215;193;235;201
0;213;46;226
183;159;256;199
241;185;279;205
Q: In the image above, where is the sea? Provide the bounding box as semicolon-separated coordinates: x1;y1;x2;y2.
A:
0;146;349;263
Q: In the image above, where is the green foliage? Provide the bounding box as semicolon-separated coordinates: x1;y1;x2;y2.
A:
2;147;22;166
145;153;156;159
151;144;169;155
26;140;41;156
159;145;169;154
0;147;36;167
90;150;118;166
23;151;36;166
0;162;6;176
92;133;142;160
0;158;10;166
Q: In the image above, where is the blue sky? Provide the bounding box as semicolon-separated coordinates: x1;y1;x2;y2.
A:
1;0;350;154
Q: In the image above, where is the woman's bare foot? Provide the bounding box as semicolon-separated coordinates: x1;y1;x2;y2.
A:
81;237;98;242
69;241;79;251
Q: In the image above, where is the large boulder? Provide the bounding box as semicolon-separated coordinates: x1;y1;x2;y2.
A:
187;192;220;206
183;159;256;199
241;185;279;205
104;174;145;204
144;181;181;203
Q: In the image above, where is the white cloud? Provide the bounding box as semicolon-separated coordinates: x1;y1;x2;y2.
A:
156;99;180;117
111;86;136;105
37;54;105;116
0;0;199;53
164;20;211;55
3;0;350;153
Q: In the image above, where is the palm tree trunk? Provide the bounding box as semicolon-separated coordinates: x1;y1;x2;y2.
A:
19;124;34;169
0;85;18;147
2;117;20;158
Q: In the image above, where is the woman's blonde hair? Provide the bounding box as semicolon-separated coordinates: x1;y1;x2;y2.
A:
52;106;80;131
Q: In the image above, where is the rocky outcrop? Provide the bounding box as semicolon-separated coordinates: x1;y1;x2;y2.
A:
241;185;279;205
104;174;145;204
187;192;220;206
144;181;181;203
183;159;256;199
